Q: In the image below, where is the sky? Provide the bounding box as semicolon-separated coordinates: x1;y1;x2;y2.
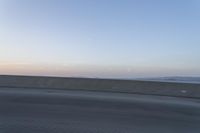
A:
1;0;200;78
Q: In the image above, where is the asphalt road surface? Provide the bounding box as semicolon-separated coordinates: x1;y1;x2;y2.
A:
0;87;200;133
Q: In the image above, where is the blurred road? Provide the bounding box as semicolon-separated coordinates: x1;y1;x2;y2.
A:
0;87;200;133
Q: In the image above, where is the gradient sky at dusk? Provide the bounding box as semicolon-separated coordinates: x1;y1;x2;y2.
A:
1;0;200;78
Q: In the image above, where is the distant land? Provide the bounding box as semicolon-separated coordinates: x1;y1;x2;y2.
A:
136;77;200;84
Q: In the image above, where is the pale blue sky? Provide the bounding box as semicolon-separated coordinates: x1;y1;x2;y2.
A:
1;0;200;78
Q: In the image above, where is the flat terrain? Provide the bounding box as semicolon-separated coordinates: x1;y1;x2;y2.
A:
0;87;200;133
1;75;200;98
